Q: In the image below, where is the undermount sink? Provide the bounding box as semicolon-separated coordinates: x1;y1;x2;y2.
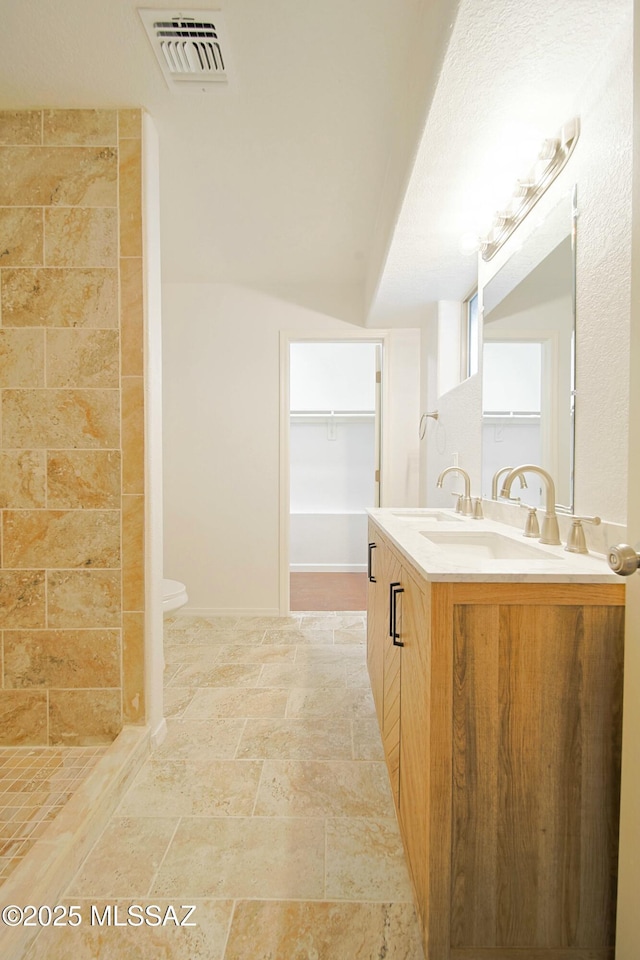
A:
392;510;463;523
420;530;564;561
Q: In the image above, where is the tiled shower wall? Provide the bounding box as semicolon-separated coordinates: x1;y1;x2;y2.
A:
0;109;145;745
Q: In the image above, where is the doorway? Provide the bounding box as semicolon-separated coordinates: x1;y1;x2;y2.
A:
283;339;383;612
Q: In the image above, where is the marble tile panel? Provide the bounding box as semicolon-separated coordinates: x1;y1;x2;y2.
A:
346;661;371;688
67;816;177;897
46;329;119;387
118;110;142;139
235;615;301;631
182;687;289;719
301;614;365;630
44;109;118;145
151;816;324;899
0;146;117;207
152;718;245;761
47;450;120;508
285;686;376;720
117;759;262;817
118;137;142;257
235;718;353;761
24;899;234;960
258;661;347;688
168;661;262;688
3;509;120;568
254;760;395;819
3;628;120;688
262;626;334;645
352;718;385;760
123;612;144;723
216;627;267;645
334;625;367;645
224;900;424;960
2;388;120;449
0;450;46;508
0;111;41;145
49;689;122;745
47;570;122;628
0;328;44;386
0;690;48;745
163;662;181;684
0;570;46;628
163;615;239;643
294;644;364;665
325;818;414;901
122;495;144;610
297;611;338;619
215;643;296;665
121;376;144;494
119;256;143;376
0;208;43;266
162;687;197;719
162;643;224;666
0;267;118;327
44;207;117;267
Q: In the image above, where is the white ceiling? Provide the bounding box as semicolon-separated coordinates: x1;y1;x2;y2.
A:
0;0;631;323
366;0;632;326
0;1;454;292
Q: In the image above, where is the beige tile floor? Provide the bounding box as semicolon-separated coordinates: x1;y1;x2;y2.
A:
25;612;425;960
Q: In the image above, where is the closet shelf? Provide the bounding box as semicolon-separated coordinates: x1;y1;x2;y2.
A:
291;410;375;422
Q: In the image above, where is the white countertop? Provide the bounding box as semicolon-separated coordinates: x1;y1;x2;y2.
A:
367;508;622;583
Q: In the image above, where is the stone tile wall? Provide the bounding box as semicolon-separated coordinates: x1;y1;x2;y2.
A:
0;109;145;744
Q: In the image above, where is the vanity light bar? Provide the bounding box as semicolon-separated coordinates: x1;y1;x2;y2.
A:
480;118;580;261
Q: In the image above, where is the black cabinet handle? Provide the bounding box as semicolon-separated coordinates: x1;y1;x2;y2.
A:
368;542;377;582
389;581;404;646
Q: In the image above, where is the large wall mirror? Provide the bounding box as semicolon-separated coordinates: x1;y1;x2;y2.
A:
480;189;576;511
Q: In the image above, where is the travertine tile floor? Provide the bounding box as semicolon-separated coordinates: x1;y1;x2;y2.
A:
25;613;424;960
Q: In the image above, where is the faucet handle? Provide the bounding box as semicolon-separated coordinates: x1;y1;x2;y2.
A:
519;503;540;538
472;497;484;519
451;493;463;514
565;515;601;554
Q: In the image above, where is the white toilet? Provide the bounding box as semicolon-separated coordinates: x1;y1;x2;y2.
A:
162;578;188;615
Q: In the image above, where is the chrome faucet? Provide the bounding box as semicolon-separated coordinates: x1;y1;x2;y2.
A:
500;464;561;544
437;466;473;516
491;465;527;501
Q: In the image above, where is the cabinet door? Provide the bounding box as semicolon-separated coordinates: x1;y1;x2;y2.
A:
366;526;402;809
397;565;430;934
382;552;402;809
450;599;623;952
366;526;388;728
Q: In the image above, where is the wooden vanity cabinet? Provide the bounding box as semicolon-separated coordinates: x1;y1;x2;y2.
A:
367;519;625;960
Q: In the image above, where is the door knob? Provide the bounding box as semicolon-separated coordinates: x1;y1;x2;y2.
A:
607;543;640;576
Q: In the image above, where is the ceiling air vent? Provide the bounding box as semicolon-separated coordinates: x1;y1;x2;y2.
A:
138;9;231;90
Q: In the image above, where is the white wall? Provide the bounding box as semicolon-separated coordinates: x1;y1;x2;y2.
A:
162;284;419;613
422;301;483;507
290;421;375;514
290;341;377;410
425;22;632;524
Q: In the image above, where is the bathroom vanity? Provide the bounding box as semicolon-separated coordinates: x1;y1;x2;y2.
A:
367;509;624;960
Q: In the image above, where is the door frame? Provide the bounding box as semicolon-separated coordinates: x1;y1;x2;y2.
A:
279;331;390;615
615;1;640;950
